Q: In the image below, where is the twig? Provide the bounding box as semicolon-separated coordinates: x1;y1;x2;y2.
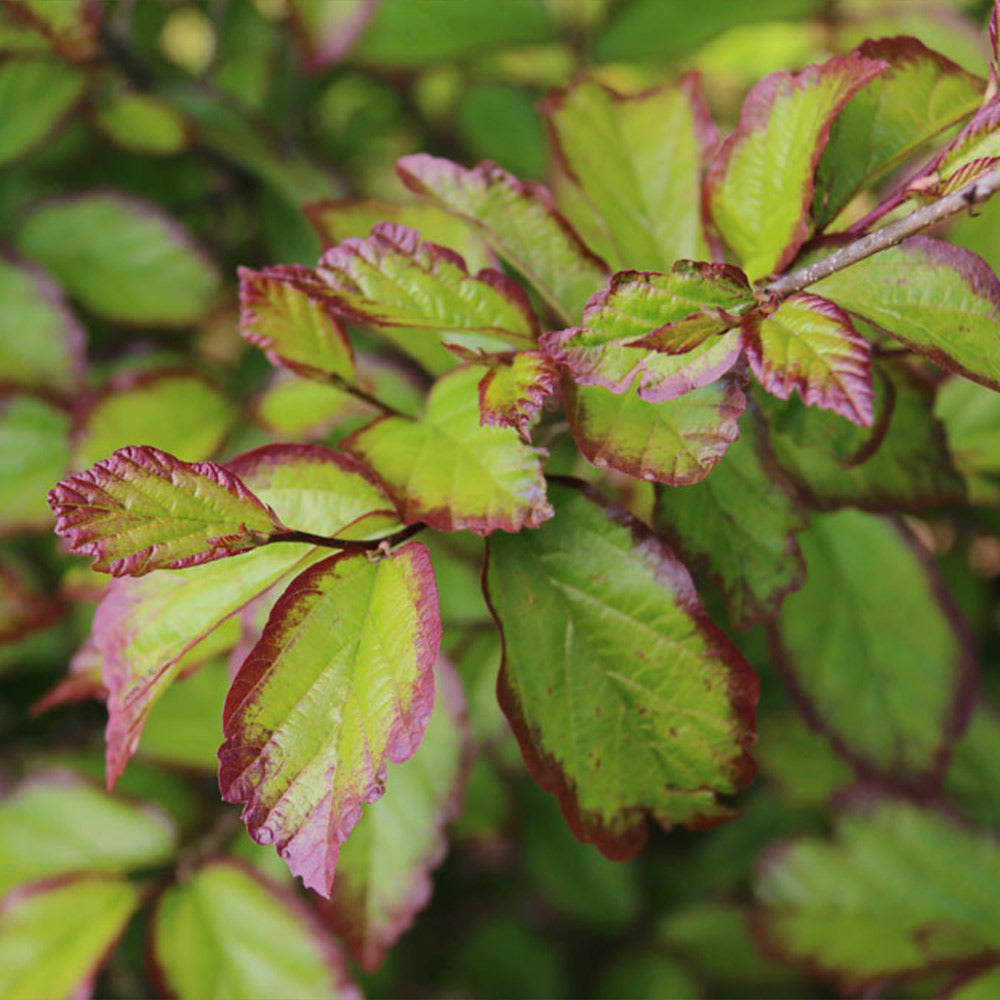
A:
328;372;408;418
266;522;424;552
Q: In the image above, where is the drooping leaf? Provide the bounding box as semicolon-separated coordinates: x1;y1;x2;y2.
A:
314;222;538;351
753;797;1000;990
477;350;559;438
15;192;221;327
565;372;746;485
485;479;758;857
321;659;469;970
219;542;441;896
91;90;189;155
0;560;61;645
543;74;715;270
742;293;873;426
288;0;375;71
813;237;1000;391
705;53;887;279
343;365;553;533
936;375;1000;504
0;771;176;896
654;407;807;628
814;36;983;227
152;860;359;1000
774;510;974;785
50;445;282;577
397;153;609;322
239;265;355;382
0;876;139;1000
3;0;99;59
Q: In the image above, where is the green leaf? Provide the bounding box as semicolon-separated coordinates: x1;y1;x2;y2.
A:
344;365;552;533
946;703;1000;827
92;90;189;155
0;255;85;396
814;37;983;228
654;407;807;628
0;57;86;166
543;74;714;270
814;237;1000;391
936;374;1000;504
152;859;359;1000
15;192;222;327
477;350;559;439
0;876;139;1000
0;771;176;896
705;53;887;279
565;373;745;485
220;543;441;895
917;100;1000;199
322;659;468;970
397;153;609;322
753;797;1000;990
775;510;973;784
597;953;700;1000
485;479;758;857
4;0;98;60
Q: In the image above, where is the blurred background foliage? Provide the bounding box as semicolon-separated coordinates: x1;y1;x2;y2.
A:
3;1;1000;997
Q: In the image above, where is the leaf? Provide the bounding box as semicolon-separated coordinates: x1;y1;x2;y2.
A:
239;265;355;382
3;0;99;60
543;74;715;270
0;254;85;397
321;659;468;970
478;350;559;439
219;543;441;896
0;560;61;645
288;0;375;71
0;875;139;1000
946;704;1000;827
315;222;537;351
151;859;360;1000
397;153;609;322
814;36;984;227
91;91;189;155
742;293;873;426
343;365;553;533
936;375;1000;504
484;479;758;857
914;100;1000;199
15;192;222;327
947;964;1000;1000
0;771;176;896
814;237;1000;391
654;407;807;628
753;797;1000;990
705;53;887;279
774;510;974;785
50;445;282;577
0;57;86;166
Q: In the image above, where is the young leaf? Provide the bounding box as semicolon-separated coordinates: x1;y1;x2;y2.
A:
343;365;553;533
151;859;360;1000
705;53;887;279
477;350;559;439
396;153;609;321
288;0;375;71
774;510;974;786
654;407;807;629
49;445;283;577
813;237;1000;391
485;479;758;858
219;543;441;896
742;293;873;426
0;875;139;1000
0;560;61;645
913;100;1000;199
321;659;469;971
753;797;1000;990
564;374;745;485
543;74;715;270
239;265;355;382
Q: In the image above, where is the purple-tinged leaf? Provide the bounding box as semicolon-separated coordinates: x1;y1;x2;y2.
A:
742;293;874;426
992;0;1000;91
220;543;441;896
0;560;61;645
565;373;745;485
397;153;609;322
31;636;105;715
288;0;375;71
239;265;355;383
343;365;553;534
485;479;758;857
315;222;537;351
705;53;887;279
478;350;559;439
320;659;469;971
49;446;283;577
908;100;1000;199
2;0;99;60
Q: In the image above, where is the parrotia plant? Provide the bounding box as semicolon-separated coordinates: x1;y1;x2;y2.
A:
6;0;1000;997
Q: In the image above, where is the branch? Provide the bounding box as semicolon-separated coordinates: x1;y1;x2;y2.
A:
762;166;1000;300
265;522;424;553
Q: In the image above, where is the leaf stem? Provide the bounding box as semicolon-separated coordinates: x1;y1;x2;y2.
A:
266;522;424;552
328;372;408;418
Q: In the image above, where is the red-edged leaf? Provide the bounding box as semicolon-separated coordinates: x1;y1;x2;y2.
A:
219;543;441;896
49;445;283;577
288;0;375;71
239;265;355;382
705;53;887;279
32;636;105;714
912;100;1000;199
0;559;61;644
742;293;874;426
992;0;1000;91
478;350;559;439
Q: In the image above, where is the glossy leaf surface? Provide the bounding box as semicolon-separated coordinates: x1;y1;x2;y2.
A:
0;57;85;165
477;350;559;438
